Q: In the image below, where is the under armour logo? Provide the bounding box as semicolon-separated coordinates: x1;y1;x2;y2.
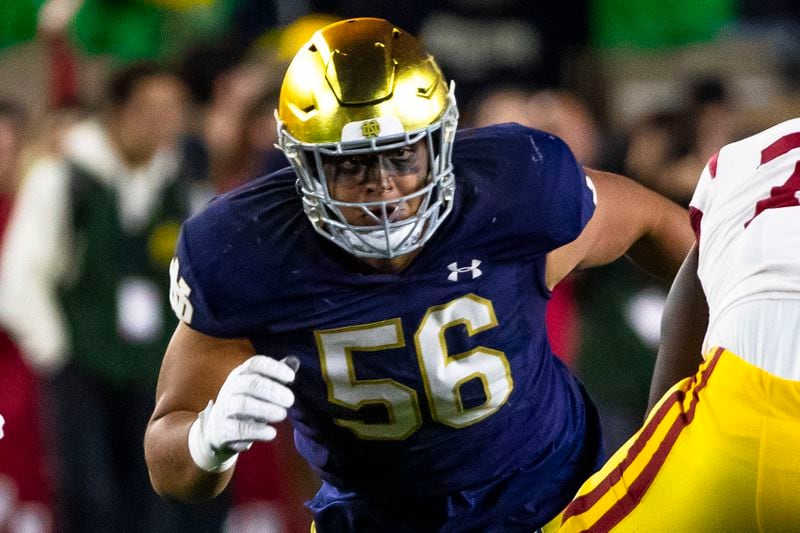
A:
169;257;194;324
448;259;482;281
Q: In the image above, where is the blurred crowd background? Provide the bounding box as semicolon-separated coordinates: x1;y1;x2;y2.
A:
0;0;799;532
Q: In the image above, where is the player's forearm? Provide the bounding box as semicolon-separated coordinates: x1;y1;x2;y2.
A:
144;411;234;502
625;197;694;281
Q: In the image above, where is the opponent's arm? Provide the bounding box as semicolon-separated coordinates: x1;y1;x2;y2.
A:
144;321;297;502
545;168;694;289
647;244;706;413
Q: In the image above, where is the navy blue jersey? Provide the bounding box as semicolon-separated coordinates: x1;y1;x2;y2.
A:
171;124;600;514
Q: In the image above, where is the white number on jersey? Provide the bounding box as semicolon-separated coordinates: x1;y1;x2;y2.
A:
169;257;195;324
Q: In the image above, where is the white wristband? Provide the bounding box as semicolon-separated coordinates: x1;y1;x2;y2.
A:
187;401;238;473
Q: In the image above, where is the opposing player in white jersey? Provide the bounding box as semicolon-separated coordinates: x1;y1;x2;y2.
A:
550;118;800;531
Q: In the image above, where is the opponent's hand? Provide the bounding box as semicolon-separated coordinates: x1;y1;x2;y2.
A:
188;355;299;472
0;413;4;439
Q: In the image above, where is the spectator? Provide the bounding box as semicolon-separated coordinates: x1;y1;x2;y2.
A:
0;99;55;533
0;62;227;533
624;78;739;207
201;66;279;193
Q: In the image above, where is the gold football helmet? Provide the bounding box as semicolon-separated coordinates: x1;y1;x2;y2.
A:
276;17;459;259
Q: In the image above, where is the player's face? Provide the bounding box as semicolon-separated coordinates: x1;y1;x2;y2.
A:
323;140;429;226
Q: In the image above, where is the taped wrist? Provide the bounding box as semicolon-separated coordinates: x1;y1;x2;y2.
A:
187;400;239;473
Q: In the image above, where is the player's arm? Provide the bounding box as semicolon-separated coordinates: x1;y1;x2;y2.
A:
647;244;706;413
144;321;296;502
545;168;694;290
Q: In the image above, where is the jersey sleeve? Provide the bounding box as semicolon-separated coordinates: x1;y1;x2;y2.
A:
531;133;596;249
455;125;597;261
508;126;596;255
168;217;235;338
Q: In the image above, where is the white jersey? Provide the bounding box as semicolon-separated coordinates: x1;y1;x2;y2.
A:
691;118;800;379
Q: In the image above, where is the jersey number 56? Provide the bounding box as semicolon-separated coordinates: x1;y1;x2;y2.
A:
314;294;513;440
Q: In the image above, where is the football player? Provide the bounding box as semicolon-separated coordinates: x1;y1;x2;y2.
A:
145;18;693;531
552;118;800;531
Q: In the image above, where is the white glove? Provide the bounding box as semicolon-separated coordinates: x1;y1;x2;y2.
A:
188;355;299;472
0;413;4;439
